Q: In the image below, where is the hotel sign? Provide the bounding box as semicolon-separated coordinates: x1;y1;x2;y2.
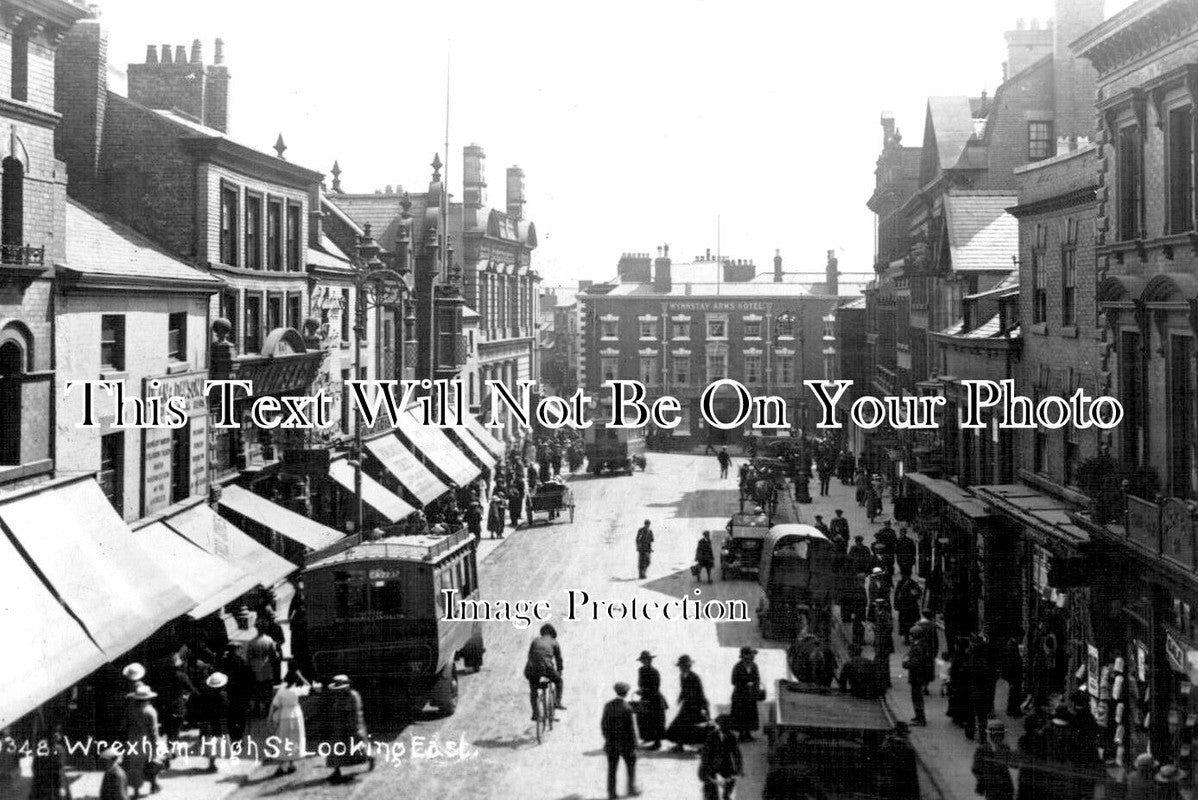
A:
142;371;209;516
664;302;768;313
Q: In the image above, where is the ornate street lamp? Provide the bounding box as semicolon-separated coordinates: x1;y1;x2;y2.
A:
347;235;408;537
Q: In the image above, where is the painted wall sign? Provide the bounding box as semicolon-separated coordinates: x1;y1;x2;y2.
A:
142;371;209;516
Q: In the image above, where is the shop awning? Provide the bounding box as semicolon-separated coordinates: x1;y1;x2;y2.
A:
460;412;506;459
137;503;264;619
218;485;343;550
329;459;415;522
364;432;449;505
395;410;482;487
169;499;296;589
447;424;498;470
904;472;991;519
972;483;1090;553
0;477;196;662
0;533;110;728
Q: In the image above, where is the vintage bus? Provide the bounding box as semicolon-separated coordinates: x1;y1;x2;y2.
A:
583;426;646;476
300;529;485;714
757;524;842;640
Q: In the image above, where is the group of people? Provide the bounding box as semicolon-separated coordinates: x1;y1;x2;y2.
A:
854;469;890;523
600;648;760;800
485;434;579;536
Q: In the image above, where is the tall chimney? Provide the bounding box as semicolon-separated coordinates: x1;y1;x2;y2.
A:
190;39;202;64
174;45;187;64
880;112;895;147
463;144;486;210
55;19;109;205
506;166;525;221
205;38;230;133
1004;19;1052;78
774;249;783;283
1053;0;1103;141
654;244;672;293
145;44;157;64
826;249;839;296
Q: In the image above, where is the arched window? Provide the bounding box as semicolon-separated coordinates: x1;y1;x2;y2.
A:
0;338;23;465
1;156;24;257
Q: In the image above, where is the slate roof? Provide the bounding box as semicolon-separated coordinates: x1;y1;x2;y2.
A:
62;200;221;288
938;313;1021;340
307;234;352;271
944;192;1018;271
926;97;979;171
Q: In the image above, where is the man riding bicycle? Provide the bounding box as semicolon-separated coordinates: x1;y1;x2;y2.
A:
524;623;566;721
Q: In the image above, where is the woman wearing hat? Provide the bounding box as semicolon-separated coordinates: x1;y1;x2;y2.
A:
635;651;667;750
665;655;709;752
124;684;161;798
99;746;128;800
1156;764;1187;800
196;672;230;772
1124;753;1159;800
268;669;311;777
324;675;374;783
730;647;762;743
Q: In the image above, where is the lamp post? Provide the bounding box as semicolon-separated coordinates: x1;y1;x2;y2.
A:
347;252;407;538
777;310;811;503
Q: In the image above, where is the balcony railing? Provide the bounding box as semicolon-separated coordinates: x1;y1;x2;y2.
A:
1;244;44;266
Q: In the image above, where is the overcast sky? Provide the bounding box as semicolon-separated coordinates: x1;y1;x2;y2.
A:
96;0;1133;291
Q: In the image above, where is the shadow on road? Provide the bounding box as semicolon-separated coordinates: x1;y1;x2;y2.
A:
644;488;742;519
473;733;538;750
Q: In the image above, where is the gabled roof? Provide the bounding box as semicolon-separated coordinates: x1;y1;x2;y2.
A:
925;97;980;172
307;234;353;271
944;191;1018;271
60;199;222;292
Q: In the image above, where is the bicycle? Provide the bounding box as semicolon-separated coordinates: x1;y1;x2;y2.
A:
535;677;556;744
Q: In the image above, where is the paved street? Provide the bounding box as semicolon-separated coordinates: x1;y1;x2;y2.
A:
226;451;781;800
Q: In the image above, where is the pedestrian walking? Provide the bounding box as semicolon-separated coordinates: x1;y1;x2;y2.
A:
694;532;715;583
895;527;916;576
947;637;972;729
829;509;850;549
837;642;884;699
963;634;996;741
601;682;640;800
98;746;128;800
465;500;483;539
1124;753;1159;800
197;672;230;771
1157;765;1187;800
507;484;524;527
246;626;278;718
813;514;831;539
873;599;895;689
635;651;667;749
159;649;196;740
716;447;731;479
487;494;507;539
972;719;1015;800
124;685;161;798
636;520;654;579
324;675;374;783
29;730;70;800
1000;635;1025;718
699;715;742;800
268;669;311;776
219;642;253;743
666;655;709;752
905;615;938;726
855;468;869;506
817;461;831;496
847;536;873;576
893;573;923;645
867;567;891;621
730;647;762;742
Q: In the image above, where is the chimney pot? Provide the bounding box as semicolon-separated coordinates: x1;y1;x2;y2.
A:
175;45;187;64
663;244;669;257
191;39;202;64
161;44;173;64
214;38;225;65
146;44;158;63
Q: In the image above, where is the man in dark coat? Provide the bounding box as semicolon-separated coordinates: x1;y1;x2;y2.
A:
219;642;253;742
464;500;483;539
873;599;895;689
813;515;831;539
636;651;667;749
666;655;709;751
973;719;1015;800
699;715;742;800
99;747;129;800
695;532;715;583
906;616;938;726
963;634;996;741
601;682;639;799
874;521;897;573
829;509;850;549
324;675;374;783
893;573;923;645
729;647;761;742
837;643;883;699
487;495;507;539
1000;636;1025;718
636;520;654;579
847;536;873;576
895;527;917;576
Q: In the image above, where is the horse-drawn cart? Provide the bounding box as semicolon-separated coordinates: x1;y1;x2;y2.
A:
523;482;575;526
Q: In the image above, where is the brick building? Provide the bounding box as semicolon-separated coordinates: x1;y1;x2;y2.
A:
579;246;838;447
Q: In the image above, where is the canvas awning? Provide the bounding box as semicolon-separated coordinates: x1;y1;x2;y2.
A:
460;412;506;459
328;459;415;522
218;485;343;550
364;432;449;505
168;499;296;589
395;410;482;487
0;477;196;667
446;424;497;470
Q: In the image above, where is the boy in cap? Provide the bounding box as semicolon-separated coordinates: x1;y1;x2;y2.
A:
600;682;639;799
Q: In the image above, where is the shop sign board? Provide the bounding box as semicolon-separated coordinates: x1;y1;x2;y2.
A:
1127;495;1161;554
1162;498;1195;570
1087;644;1100;697
142;371;209;516
1166;629;1189;675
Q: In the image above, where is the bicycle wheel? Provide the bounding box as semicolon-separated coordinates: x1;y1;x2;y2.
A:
545;683;556;731
535;689;546;744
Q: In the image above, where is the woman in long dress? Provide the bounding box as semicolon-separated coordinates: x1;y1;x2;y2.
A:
635;651;667;749
730;647;762;742
268;670;311;776
665;655;709;752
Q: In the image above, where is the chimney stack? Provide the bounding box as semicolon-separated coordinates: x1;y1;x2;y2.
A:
145;45;157;63
128;38;229;133
880;112;895;147
174;45;187;64
160;44;172;64
506;166;525;221
214;38;224;65
774;249;783;283
654;244;672;293
463;144;486;210
826;249;839;296
1004;17;1052;78
190;39;202;64
55;18;109;205
1052;0;1103;142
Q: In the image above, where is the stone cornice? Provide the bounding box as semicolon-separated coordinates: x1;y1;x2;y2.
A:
1075;0;1198;77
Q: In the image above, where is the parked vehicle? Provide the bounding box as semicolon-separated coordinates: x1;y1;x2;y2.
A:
300;529;485;714
584;427;646;476
523;482;575;526
721;512;769;580
757;524;841;640
763;680;918;800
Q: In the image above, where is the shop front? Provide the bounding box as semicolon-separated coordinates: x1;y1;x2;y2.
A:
904;471;992;654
